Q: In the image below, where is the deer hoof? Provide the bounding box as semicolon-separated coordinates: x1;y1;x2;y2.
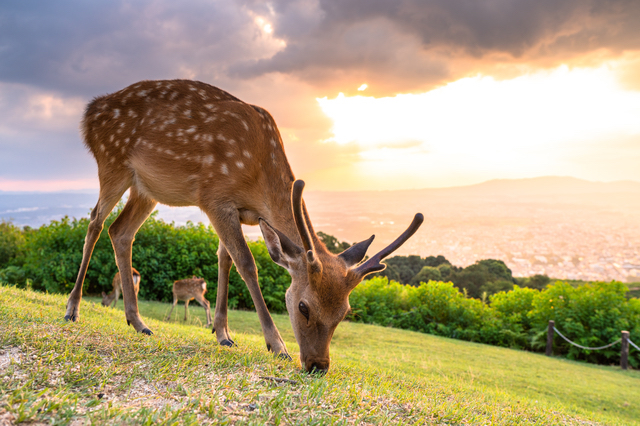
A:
220;339;236;347
211;327;215;334
141;328;153;335
127;320;131;326
278;353;292;361
64;314;77;322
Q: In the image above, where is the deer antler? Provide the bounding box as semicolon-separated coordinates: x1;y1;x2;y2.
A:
353;213;424;278
292;180;321;271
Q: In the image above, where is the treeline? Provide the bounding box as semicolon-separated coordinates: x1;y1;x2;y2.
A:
2;214;639;366
375;255;551;298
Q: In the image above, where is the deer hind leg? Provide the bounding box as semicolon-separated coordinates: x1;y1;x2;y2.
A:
166;294;178;321
194;294;212;328
65;183;128;322
184;299;190;321
213;243;235;346
207;208;290;359
108;188;157;334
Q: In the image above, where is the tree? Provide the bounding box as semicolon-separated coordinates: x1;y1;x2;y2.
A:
317;231;351;254
410;266;442;286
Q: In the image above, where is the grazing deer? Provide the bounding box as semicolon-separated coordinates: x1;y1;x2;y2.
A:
64;79;423;374
166;276;212;327
101;267;141;308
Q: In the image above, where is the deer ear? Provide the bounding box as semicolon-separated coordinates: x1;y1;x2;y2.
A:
101;291;106;297
259;218;303;269
339;235;375;267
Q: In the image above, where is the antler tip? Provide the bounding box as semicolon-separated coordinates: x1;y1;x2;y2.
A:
293;180;305;192
415;213;424;223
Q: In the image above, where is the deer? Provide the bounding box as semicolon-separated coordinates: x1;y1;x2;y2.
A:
165;276;212;327
63;79;423;374
101;267;141;308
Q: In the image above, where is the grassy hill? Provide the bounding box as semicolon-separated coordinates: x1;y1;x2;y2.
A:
1;286;639;425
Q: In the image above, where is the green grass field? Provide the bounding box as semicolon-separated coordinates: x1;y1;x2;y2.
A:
1;285;639;425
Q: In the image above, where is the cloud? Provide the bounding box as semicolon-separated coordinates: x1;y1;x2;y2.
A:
236;0;640;95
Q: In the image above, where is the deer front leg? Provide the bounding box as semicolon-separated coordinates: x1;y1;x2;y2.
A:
213;244;236;346
108;189;157;334
65;187;126;322
165;295;178;321
208;210;290;359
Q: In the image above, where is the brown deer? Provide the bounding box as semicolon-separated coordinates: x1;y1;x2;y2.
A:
165;276;212;327
64;79;423;374
101;267;141;308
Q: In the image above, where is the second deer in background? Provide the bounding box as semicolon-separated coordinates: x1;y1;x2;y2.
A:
102;267;141;308
166;276;212;327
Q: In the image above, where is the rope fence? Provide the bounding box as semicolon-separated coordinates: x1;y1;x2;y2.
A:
545;320;637;370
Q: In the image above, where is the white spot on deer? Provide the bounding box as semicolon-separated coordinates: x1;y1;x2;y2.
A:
186;126;196;133
228;139;236;145
113;109;120;118
124;138;130;144
208;172;213;178
271;152;277;164
161;90;167;96
138;90;148;97
194;134;201;141
241;120;249;131
110;157;115;163
270;138;277;147
167;132;173;137
170;92;178;100
110;134;114;142
243;150;251;158
121;147;126;154
93;112;102;120
164;118;176;126
205;104;214;110
119;122;125;128
235;161;244;169
99;144;105;152
217;134;226;142
101;120;107;126
203;155;214;165
189;86;197;91
221;163;228;175
115;140;120;147
226;151;234;157
205;116;216;123
128;110;137;118
165;149;175;155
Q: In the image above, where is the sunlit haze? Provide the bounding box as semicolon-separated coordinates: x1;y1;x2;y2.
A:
317;64;640;189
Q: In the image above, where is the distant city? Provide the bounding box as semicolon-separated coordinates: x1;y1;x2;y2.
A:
2;176;640;283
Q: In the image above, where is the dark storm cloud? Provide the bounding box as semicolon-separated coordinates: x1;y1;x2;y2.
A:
235;0;640;91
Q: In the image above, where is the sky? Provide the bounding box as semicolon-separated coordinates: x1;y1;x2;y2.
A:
1;0;640;192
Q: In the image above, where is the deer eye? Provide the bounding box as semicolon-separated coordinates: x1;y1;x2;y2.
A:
298;301;309;320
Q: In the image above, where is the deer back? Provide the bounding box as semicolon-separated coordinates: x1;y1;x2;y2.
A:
172;277;207;301
82;80;294;220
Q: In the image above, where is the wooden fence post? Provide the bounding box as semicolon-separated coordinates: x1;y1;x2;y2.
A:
546;320;555;356
621;331;629;370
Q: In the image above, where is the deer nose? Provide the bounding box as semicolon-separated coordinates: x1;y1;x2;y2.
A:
306;361;329;375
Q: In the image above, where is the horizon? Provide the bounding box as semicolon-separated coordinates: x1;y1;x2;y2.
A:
2;175;640;194
1;1;640;192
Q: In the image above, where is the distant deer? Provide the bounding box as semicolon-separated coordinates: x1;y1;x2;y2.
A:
166;276;212;327
101;267;141;308
64;79;423;374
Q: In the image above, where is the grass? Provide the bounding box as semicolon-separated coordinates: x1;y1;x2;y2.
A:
1;286;639;425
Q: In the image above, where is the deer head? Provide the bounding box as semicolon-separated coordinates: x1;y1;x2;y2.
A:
260;180;423;374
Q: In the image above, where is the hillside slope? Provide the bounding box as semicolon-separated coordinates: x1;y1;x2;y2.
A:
1;286;639;424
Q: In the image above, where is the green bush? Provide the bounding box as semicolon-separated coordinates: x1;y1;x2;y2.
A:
349;277;640;366
13;207;291;313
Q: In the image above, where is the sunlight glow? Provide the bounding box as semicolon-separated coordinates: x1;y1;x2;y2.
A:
315;65;640;188
357;84;368;91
